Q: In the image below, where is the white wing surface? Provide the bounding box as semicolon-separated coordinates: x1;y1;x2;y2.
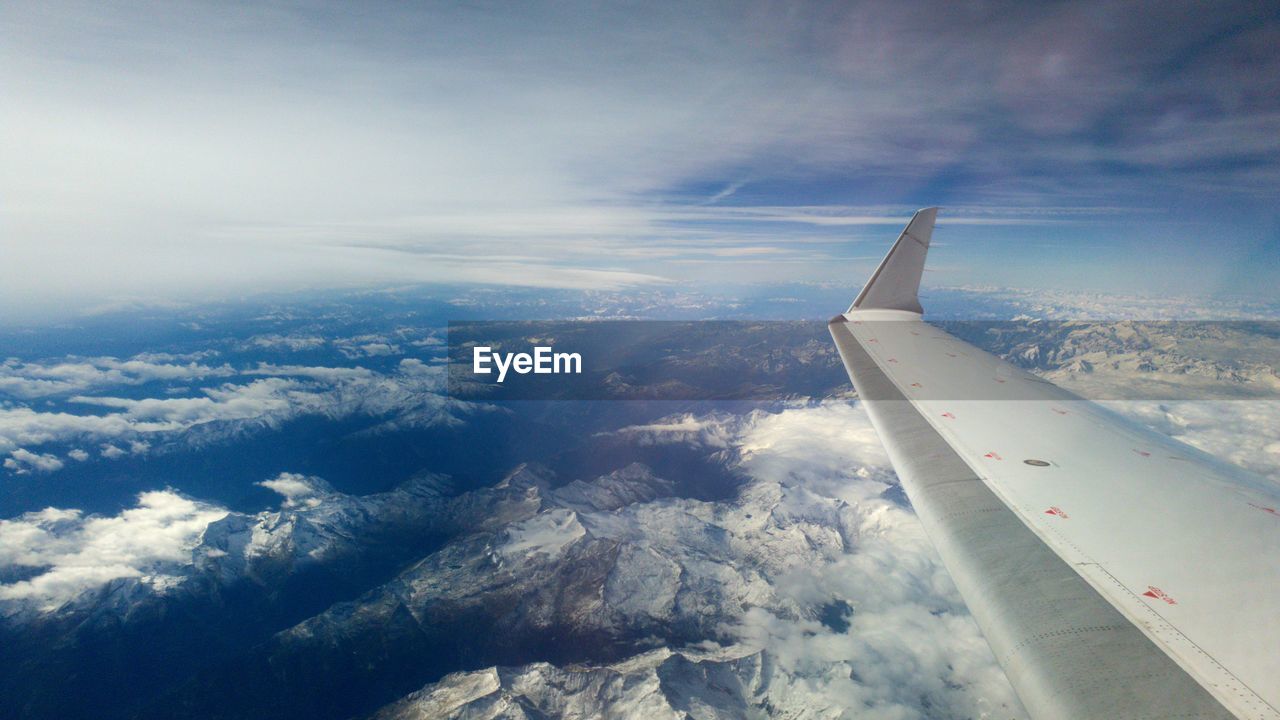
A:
829;209;1280;720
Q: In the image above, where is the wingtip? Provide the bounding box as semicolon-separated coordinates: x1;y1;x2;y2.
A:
912;206;940;227
848;206;938;314
904;207;939;247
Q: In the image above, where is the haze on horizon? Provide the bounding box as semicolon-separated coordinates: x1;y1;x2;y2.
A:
3;1;1278;321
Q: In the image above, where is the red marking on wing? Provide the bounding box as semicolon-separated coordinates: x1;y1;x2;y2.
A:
910;382;922;388
867;338;878;343
1045;506;1069;519
941;412;955;419
983;451;1002;461
1132;449;1151;457
1142;586;1176;605
1051;407;1069;415
887;358;898;363
1249;502;1280;517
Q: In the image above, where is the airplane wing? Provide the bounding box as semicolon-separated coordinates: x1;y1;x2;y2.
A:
829;209;1280;720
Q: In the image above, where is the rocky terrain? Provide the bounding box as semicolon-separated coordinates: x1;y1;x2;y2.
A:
945;319;1280;399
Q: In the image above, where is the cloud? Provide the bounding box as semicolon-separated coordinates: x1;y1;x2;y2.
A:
244;363;376;382
711;401;1016;713
243;335;327;352
725;603;1021;719
610;411;742;448
734;402;890;485
4;449;65;475
2;2;1275;318
257;472;332;510
71;378;307;424
1;359;462;466
935;286;1280;320
0;407;177;456
0;490;229;612
0;356;235;399
719;402;1025;715
1;469;383;616
397;358;436;376
334;336;403;359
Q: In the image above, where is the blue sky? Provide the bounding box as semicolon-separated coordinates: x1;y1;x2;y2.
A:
2;1;1278;320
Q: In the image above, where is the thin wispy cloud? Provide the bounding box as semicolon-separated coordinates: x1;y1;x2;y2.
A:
702;180;750;205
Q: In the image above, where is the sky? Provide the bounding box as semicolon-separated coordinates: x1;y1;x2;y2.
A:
3;1;1279;321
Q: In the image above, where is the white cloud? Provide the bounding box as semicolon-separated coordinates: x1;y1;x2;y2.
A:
941;286;1280;321
0;408;173;455
360;343;399;357
245;364;376;382
397;358;433;375
0;356;235;399
71;378;307;424
0;361;462;459
725;603;1020;719
333;335;405;359
4;449;65;475
257;472;330;510
733;405;1022;716
610;411;742;448
734;402;890;486
722;404;1019;712
0;490;228;612
243;335;327;352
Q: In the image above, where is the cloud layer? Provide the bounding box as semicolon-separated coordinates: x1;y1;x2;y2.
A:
0;356;233;399
1;355;464;471
3;2;1278;317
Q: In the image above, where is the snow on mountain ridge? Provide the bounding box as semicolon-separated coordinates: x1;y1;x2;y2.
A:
254;403;1028;720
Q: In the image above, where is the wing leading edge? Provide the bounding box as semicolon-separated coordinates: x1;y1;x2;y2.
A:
829;209;1279;720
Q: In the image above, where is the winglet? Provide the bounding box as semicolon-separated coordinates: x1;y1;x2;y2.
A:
848;207;938;314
